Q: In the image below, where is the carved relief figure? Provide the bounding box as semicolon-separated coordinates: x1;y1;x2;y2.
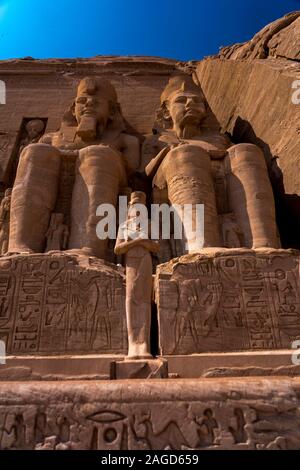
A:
45;213;69;252
221;213;243;248
0;188;11;254
145;75;280;253
9;77;140;259
114;191;159;359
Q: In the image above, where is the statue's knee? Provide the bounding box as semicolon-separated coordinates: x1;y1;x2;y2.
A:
79;144;120;161
227;143;268;173
16;144;61;180
21;143;61;162
79;145;126;184
228;143;263;159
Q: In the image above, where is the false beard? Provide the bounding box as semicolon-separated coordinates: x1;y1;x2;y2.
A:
77;115;98;141
180;123;200;139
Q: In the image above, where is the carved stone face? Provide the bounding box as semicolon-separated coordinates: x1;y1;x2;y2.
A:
26;119;44;140
74;91;111;128
167;91;207;130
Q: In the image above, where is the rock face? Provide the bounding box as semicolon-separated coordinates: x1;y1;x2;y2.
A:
196;12;300;249
219;12;300;60
0;15;299;451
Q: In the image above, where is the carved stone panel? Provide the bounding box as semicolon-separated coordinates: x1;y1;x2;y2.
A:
0;377;299;450
155;249;300;355
0;253;127;355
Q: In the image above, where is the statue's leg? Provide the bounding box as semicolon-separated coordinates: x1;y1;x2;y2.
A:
69;145;127;259
125;251;152;359
2;235;8;254
158;144;220;251
9;144;61;253
227;143;280;248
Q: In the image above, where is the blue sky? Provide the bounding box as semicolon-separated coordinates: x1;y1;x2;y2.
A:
0;0;299;60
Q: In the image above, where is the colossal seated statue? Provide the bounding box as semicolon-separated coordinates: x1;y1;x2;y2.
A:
144;75;280;253
8;77;140;258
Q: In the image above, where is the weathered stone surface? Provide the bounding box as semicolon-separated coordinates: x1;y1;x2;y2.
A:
0;355;127;381
111;359;168;379
166;350;300;378
0;253;127;355
196;58;300;196
268;16;300;62
0;349;298;380
156;249;300;355
196;12;300;250
0;377;300;450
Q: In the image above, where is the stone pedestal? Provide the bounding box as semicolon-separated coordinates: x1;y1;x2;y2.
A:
0;378;300;450
0;250;299;451
111;358;168;379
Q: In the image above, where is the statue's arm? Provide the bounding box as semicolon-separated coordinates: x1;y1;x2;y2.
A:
62;226;69;249
39;133;55;145
145;146;170;178
115;236;160;255
114;238;134;255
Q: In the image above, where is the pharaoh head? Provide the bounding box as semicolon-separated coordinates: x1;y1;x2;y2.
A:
74;77;120;140
127;191;147;219
157;75;207;138
25;119;45;140
129;191;147;206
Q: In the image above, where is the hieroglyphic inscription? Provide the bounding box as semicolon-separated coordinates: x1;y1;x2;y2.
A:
157;251;300;354
0;254;127;355
0;378;299;450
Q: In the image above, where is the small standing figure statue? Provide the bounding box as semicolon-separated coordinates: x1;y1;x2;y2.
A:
114;191;159;359
20;119;45;151
0;188;12;255
45;213;69;252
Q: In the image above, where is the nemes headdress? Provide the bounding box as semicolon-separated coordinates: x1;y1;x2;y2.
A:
153;75;207;131
160;75;206;105
77;77;118;103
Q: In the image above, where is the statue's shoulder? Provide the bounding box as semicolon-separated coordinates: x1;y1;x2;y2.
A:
195;130;231;159
141;133;170;173
200;130;231;149
120;132;139;149
39;132;56;145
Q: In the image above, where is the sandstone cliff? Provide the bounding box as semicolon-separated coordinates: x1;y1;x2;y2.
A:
196;11;300;248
